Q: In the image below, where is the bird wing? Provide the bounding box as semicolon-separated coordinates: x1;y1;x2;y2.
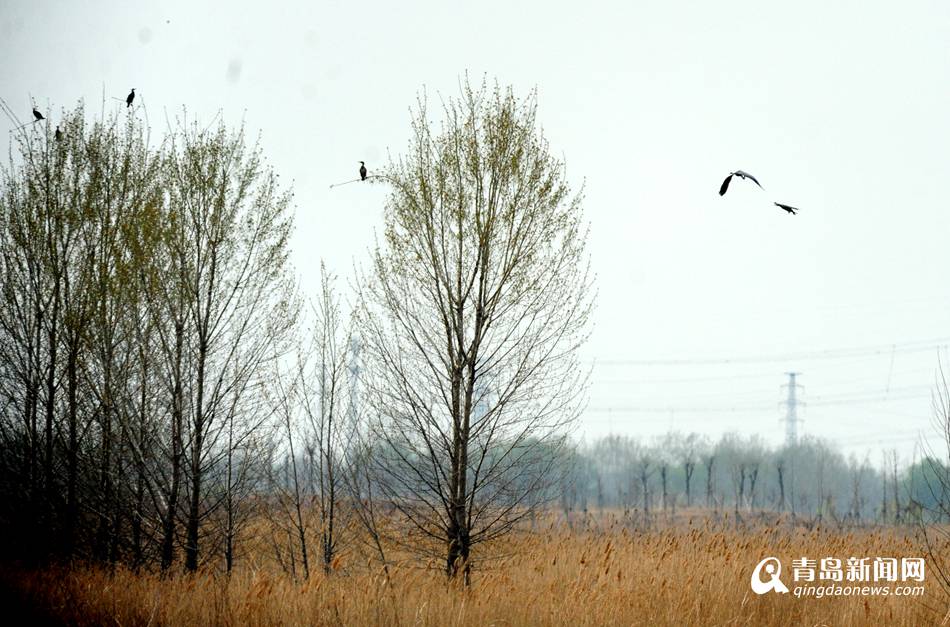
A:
719;175;733;196
734;170;763;189
747;173;764;189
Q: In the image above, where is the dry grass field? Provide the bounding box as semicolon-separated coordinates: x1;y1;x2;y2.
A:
2;514;948;626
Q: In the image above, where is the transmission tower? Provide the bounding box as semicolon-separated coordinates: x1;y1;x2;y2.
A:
780;372;804;446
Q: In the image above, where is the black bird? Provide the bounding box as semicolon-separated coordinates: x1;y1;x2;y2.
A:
126;88;136;108
774;202;799;215
32;107;44;121
55;126;62;141
719;170;763;196
359;161;367;181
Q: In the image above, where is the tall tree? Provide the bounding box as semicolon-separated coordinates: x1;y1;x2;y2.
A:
0;107;160;561
265;264;355;578
358;80;593;580
163;122;296;571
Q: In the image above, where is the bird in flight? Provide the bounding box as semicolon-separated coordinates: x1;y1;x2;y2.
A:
774;202;799;215
719;170;763;196
126;89;136;108
359;161;367;181
32;107;44;122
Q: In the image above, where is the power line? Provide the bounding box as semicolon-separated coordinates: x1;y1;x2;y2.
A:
808;392;930;407
592;371;780;385
807;385;931;402
585;390;931;415
587;405;769;414
592;337;950;366
591;366;938;391
590;384;933;407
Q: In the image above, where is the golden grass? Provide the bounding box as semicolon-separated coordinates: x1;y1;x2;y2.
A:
3;515;948;626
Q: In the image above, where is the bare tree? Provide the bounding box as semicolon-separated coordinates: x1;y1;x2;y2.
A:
745;438;765;511
678;433;701;509
917;357;950;604
308;264;357;574
631;442;655;516
162;121;297;572
82;113;162;564
265;369;311;579
890;449;901;523
356;79;592;581
266;264;356;578
775;455;788;512
881;449;890;523
847;453;870;523
0;104;298;574
703;450;716;511
0;106;162;563
0;114;67;559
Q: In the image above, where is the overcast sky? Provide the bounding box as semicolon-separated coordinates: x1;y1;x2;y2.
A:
3;0;950;462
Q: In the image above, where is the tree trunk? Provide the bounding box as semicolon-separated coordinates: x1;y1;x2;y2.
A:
160;322;184;572
64;343;79;556
748;467;759;511
43;296;58;537
185;424;203;571
660;465;668;514
777;464;786;512
95;364;114;562
684;462;694;508
185;334;209;572
446;364;472;583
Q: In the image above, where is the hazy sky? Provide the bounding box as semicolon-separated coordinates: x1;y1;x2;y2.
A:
3;0;950;462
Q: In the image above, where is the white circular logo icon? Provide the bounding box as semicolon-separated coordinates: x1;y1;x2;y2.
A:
751;557;790;594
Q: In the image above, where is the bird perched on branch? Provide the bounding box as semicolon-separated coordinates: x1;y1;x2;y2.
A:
774;202;799;215
32;107;44;121
126;88;136;108
359;161;367;181
719;170;763;196
55;126;62;141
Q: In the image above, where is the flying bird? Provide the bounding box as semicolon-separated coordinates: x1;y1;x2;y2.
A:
126;89;136;108
32;107;44;121
359;161;367;181
774;202;799;215
55;126;62;141
719;170;763;196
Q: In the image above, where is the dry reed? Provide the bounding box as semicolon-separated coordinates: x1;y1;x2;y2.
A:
2;514;946;626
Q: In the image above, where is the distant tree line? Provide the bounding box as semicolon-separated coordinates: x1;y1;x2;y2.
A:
558;431;946;526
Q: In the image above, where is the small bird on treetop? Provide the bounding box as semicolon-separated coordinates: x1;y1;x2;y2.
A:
55;126;62;141
32;107;44;121
126;89;136;108
359;161;367;181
